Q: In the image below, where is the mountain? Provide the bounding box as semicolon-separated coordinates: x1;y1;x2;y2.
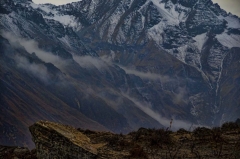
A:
0;0;240;148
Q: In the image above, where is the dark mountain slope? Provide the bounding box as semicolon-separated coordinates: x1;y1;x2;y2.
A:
217;47;240;123
0;35;108;148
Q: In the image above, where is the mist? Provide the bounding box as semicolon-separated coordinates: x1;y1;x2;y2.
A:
77;84;193;131
14;55;50;83
73;53;171;84
122;93;198;130
2;32;67;68
118;65;170;83
173;87;189;104
2;32;112;71
73;55;108;69
2;32;196;130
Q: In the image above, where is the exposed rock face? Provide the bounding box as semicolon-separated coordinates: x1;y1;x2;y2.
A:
29;121;97;159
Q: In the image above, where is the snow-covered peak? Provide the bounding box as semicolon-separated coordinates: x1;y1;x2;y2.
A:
193;33;207;51
28;2;80;29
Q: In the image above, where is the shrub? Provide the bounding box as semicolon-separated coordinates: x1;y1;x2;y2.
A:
177;128;189;134
211;127;224;143
83;129;97;135
118;140;130;148
108;135;119;146
149;128;173;147
129;145;148;159
221;122;239;131
193;127;212;140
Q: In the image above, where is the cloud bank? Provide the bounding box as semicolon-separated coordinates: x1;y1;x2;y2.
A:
73;55;108;69
14;55;50;83
173;87;189;104
122;93;198;130
2;32;67;68
117;65;171;85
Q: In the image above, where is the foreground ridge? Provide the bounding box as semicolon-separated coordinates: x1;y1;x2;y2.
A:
2;120;238;159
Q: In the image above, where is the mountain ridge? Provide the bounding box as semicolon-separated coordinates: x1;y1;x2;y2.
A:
0;0;240;148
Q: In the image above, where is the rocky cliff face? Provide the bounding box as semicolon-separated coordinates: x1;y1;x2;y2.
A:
0;0;240;148
29;121;97;159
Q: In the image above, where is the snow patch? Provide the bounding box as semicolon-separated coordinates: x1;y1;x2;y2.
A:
216;32;240;48
175;45;188;62
147;21;165;45
29;2;52;13
29;2;39;9
150;0;180;25
224;16;240;29
193;33;207;51
29;2;79;28
107;5;125;38
44;14;78;28
0;13;21;36
58;35;71;48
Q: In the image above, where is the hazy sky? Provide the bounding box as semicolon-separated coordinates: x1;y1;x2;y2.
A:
32;0;240;17
212;0;240;17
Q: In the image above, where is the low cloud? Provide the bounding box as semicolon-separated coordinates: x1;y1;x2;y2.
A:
73;55;108;69
100;51;116;64
2;32;67;84
2;32;67;68
14;55;50;83
173;87;189;104
79;84;195;130
122;93;198;130
118;65;170;83
2;32;198;130
74;53;171;84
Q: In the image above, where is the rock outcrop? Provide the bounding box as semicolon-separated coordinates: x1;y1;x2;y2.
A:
29;121;97;159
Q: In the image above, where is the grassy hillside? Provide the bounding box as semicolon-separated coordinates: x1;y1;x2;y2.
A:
79;121;240;158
